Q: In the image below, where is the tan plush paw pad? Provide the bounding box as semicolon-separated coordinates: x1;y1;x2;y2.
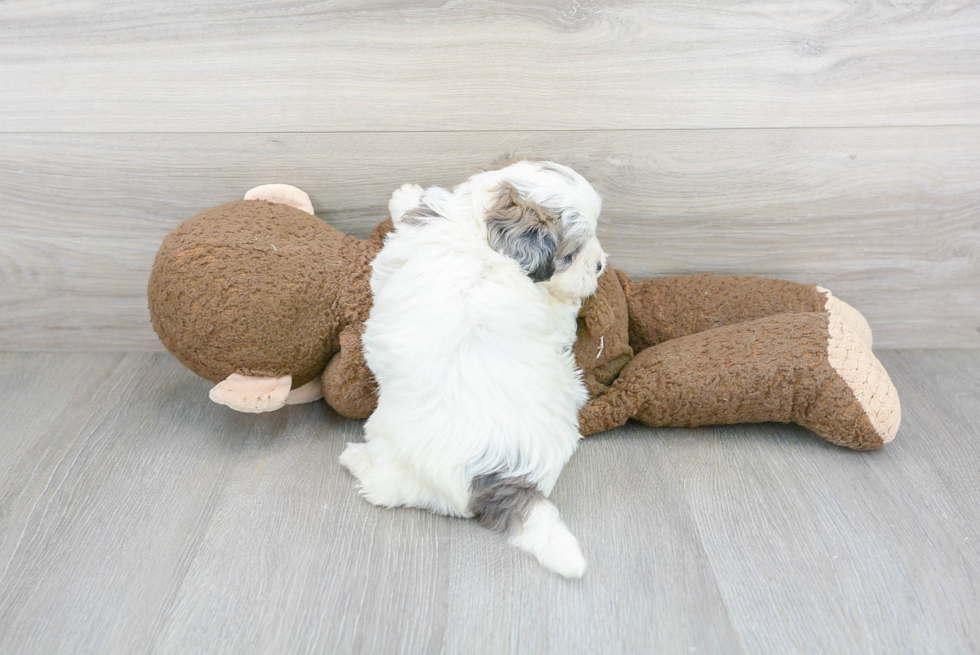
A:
284;378;324;405
826;315;900;444
209;373;292;413
244;184;315;215
817;286;873;349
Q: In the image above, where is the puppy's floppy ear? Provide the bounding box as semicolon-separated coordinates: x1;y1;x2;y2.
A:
485;183;560;282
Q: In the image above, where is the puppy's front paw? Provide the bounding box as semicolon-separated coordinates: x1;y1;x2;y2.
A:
389;183;425;223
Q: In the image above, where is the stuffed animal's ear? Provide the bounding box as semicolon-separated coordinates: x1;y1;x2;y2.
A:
484;183;560;282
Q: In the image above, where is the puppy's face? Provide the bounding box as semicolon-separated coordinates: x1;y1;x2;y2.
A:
480;161;606;302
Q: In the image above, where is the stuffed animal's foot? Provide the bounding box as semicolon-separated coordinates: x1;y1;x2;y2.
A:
389;183;425;223
243;184;314;215
582;312;900;449
800;314;900;447
209;373;292;413
284;378;324;405
817;286;873;349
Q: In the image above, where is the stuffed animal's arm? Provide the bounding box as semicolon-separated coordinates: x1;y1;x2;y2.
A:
623;274;871;350
322;324;378;419
579;312;899;450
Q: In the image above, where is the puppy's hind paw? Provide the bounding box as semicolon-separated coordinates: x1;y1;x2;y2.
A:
389;183;425;223
339;443;427;509
339;442;372;480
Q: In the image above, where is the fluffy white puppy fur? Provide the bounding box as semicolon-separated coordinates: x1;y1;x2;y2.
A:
340;161;606;578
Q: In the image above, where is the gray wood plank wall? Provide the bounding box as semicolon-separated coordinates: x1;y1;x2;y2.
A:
1;1;978;350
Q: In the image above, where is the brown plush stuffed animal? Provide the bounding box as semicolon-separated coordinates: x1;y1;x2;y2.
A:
149;185;900;451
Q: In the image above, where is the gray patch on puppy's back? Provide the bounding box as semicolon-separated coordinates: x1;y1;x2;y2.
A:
469;471;543;532
399;205;440;227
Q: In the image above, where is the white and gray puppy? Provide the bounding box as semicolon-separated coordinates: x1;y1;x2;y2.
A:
340;160;606;578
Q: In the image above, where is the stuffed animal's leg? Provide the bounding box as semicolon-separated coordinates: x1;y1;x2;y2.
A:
621;273;871;350
322;325;378;419
579;312;899;450
243;184;314;215
209;373;292;413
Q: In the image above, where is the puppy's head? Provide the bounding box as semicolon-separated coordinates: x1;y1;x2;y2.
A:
475;161;606;302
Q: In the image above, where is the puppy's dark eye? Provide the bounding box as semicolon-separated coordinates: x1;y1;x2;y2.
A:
557;247;580;270
595;262;603;274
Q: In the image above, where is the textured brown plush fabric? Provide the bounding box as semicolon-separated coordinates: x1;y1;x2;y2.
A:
148;200;383;388
623;274;828;350
318;219;392;418
321;323;377;419
578;312;884;449
572;269;634;398
149;203;897;450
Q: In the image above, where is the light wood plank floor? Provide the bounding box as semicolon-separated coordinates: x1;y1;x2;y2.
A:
0;350;977;654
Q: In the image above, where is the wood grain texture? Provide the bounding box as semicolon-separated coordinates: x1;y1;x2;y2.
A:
873;351;980;580
1;0;979;131
439;431;740;654
0;353;251;653
664;403;980;648
0;351;978;653
1;129;978;350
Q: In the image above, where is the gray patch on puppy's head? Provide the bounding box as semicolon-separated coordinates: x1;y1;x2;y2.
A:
484;182;561;282
469;471;543;532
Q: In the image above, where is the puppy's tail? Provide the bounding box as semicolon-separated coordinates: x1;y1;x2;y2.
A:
509;498;587;579
469;472;586;579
